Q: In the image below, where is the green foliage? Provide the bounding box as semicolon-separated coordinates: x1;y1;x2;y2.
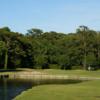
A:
71;66;82;70
34;55;49;69
0;41;6;69
49;64;60;69
0;41;6;55
27;28;43;38
0;26;100;70
86;54;96;66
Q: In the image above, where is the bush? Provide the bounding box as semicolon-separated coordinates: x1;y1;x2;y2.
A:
42;63;49;69
49;64;60;69
71;66;82;70
60;64;72;70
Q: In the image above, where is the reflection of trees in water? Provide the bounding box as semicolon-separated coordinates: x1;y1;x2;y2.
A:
0;77;84;100
3;78;7;100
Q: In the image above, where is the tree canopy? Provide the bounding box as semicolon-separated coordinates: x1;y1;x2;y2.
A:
0;26;100;70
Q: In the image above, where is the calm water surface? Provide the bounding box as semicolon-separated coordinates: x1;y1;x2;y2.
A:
0;78;82;100
0;78;34;100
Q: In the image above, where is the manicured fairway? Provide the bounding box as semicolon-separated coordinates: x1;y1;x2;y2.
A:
15;80;100;100
40;69;100;77
15;69;100;100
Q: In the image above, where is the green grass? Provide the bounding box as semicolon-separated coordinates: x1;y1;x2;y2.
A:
15;80;100;100
14;69;100;100
40;69;100;77
0;68;28;75
0;72;14;75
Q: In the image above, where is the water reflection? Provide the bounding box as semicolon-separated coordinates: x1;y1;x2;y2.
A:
0;78;83;100
3;78;7;100
0;78;34;100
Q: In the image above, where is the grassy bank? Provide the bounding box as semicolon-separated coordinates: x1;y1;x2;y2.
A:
14;69;100;100
0;69;100;77
15;80;100;100
0;72;15;75
0;68;30;75
40;69;100;77
0;69;100;78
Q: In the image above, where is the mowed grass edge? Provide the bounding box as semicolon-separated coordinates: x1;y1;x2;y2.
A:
14;80;100;100
14;69;100;100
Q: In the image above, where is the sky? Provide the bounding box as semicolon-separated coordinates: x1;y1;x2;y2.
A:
0;0;100;34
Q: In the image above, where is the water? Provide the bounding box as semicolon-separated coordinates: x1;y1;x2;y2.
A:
0;77;83;100
0;78;34;100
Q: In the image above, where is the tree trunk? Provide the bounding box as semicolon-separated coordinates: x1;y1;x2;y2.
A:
83;51;87;70
4;50;8;70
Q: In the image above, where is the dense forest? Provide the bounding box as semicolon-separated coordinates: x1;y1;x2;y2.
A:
0;26;100;70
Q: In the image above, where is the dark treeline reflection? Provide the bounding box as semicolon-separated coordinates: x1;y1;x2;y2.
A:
0;78;34;100
0;26;100;70
0;78;83;100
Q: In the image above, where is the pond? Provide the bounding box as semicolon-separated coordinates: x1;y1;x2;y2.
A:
0;77;83;100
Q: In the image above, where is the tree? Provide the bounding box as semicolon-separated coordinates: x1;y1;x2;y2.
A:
57;54;71;69
0;27;11;69
0;41;6;55
76;26;89;69
95;32;100;68
0;41;6;68
0;26;99;70
34;55;48;69
27;28;43;37
0;27;34;69
86;53;97;70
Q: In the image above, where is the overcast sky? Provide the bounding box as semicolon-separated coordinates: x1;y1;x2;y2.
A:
0;0;100;33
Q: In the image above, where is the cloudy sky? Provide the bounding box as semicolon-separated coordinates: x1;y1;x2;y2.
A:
0;0;100;33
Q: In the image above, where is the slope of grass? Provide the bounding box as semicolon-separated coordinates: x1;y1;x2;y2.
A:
0;69;100;100
15;80;100;100
14;69;100;100
1;69;100;77
40;69;100;77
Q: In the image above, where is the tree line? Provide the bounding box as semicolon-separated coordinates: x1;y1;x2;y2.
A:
0;26;100;70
